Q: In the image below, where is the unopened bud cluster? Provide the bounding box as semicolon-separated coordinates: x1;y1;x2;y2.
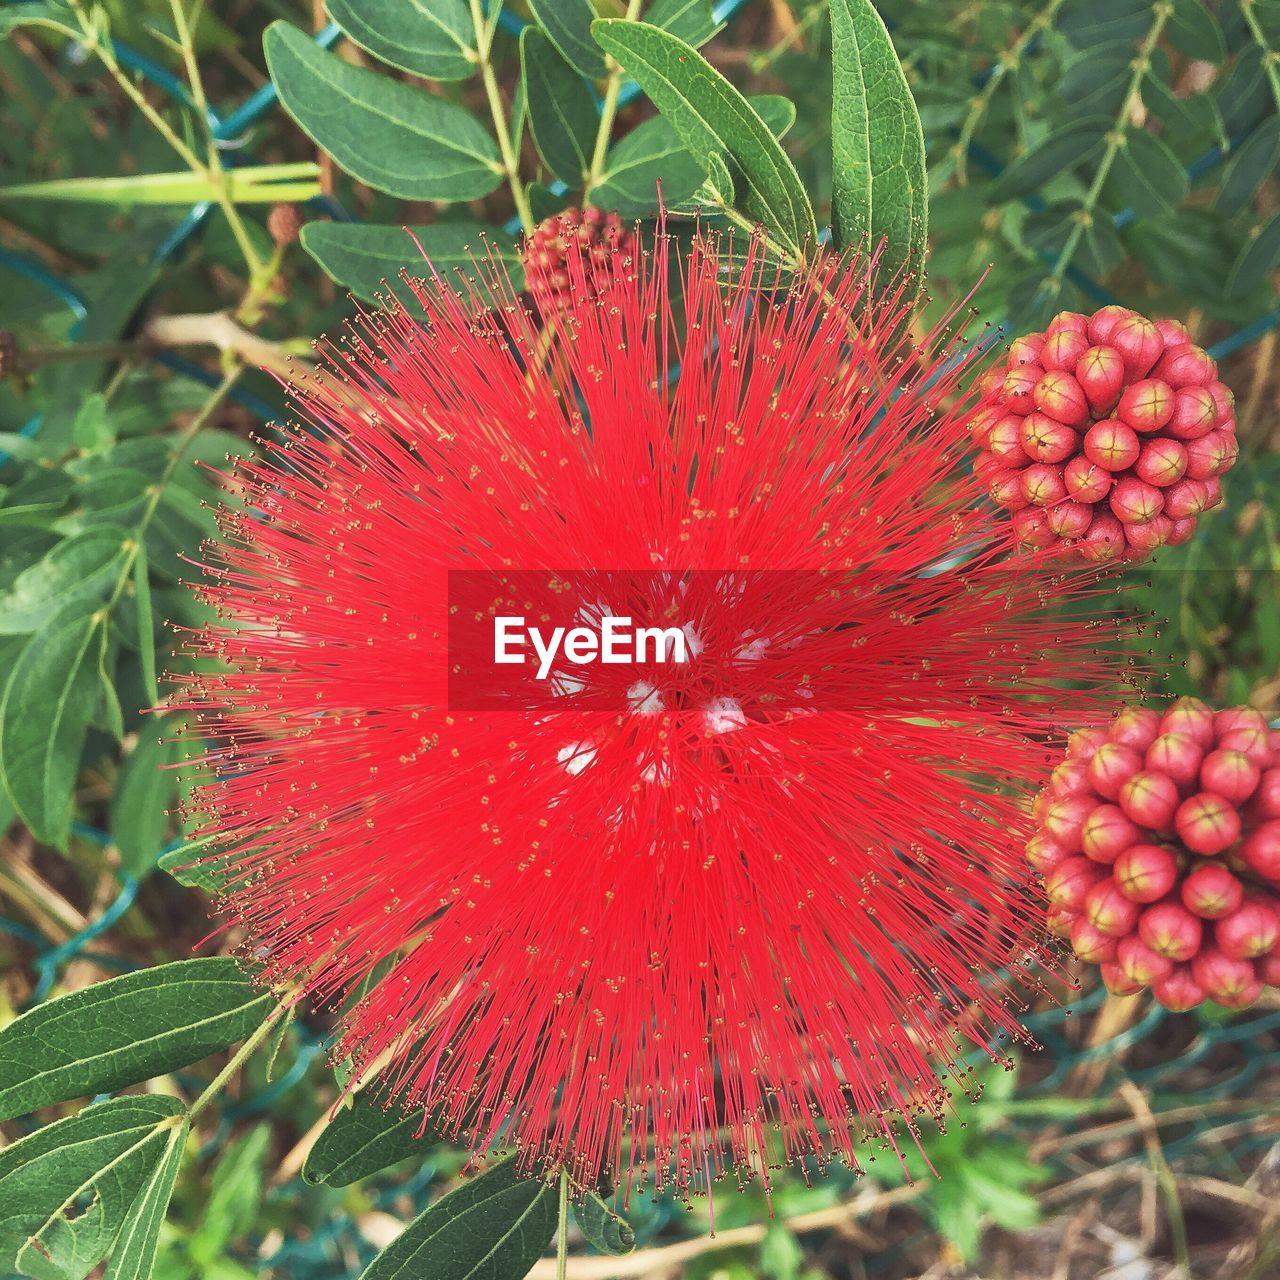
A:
1030;699;1280;1010
522;206;635;305
972;307;1237;560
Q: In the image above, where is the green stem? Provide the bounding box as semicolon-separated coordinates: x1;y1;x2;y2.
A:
555;1167;570;1280
470;0;534;234
1241;0;1280;114
189;997;291;1120
1044;1;1172;295
585;0;644;197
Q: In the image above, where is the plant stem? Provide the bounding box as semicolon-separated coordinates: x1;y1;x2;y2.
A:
1241;0;1280;114
1043;1;1172;296
555;1167;571;1280
585;0;644;196
189;995;291;1119
470;0;534;234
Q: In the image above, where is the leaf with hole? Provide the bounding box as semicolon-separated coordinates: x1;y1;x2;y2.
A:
325;0;477;80
102;1116;187;1280
265;22;502;201
0;958;273;1122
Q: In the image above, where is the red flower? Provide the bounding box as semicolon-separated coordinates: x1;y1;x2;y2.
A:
180;229;1114;1196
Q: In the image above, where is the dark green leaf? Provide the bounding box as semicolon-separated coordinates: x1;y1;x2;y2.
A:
72;393;115;454
1226;211;1280;297
156;843;230;895
325;0;477;80
0;528;128;636
1168;0;1226;63
574;1192;635;1255
0;606;103;846
358;1157;557;1280
829;0;928;280
1059;0;1151;48
102;1117;187;1280
110;725;178;877
1059;46;1132;118
1217;46;1272;137
1024;200;1124;277
264;22;503;201
592;20;815;255
0;2;77;37
528;0;606;78
1106;129;1188;217
646;0;720;47
0;1096;185;1280
521;28;599;186
988;119;1109;202
304;1100;427;1186
1216;118;1280;217
301;221;523;309
132;544;159;709
0;958;273;1121
189;1126;270;1266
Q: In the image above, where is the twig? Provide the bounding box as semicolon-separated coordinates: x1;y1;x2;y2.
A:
585;0;644;197
469;0;533;234
1118;1080;1191;1280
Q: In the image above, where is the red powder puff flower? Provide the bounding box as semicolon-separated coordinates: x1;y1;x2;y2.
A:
178;226;1116;1198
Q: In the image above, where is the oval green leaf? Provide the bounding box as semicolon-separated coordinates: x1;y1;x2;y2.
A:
574;1192;635;1255
1106;129;1189;218
0;527;128;636
304;1099;427;1186
521;27;599;187
528;0;606;78
0;957;274;1121
988;119;1109;203
264;22;502;201
110;725;179;877
325;0;477;80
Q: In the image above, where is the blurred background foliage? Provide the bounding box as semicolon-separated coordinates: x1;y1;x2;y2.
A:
1;2;1279;1278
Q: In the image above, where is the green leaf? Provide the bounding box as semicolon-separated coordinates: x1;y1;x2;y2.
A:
358;1157;557;1280
1059;45;1132;118
1059;0;1151;48
132;544;159;710
1106;129;1188;217
189;1126;270;1267
72;393;114;454
0;528;128;636
1168;0;1225;63
1216;118;1280;217
156;844;230;895
110;726;178;877
988;119;1109;202
521;28;599;186
0;2;77;37
103;1117;187;1280
0;958;273;1122
646;0;720;47
303;1099;427;1187
301;221;524;309
528;0;607;79
264;22;503;202
0;164;320;206
1226;211;1280;298
0;606;103;846
325;0;477;80
573;1192;635;1255
829;0;927;281
0;1096;185;1280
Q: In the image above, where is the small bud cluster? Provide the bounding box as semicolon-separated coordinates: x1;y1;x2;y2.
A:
971;307;1237;561
522;206;635;305
1030;699;1280;1010
267;203;302;247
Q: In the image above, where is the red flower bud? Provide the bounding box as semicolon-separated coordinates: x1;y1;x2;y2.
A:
1085;878;1141;937
1084;420;1141;472
1114;842;1178;902
1110;706;1161;752
1046;500;1094;539
1041;328;1091;372
1034;369;1090;426
1218;726;1270;768
1063;454;1113;503
1134;438;1188;488
1087;306;1136;346
1050;758;1093;797
1043;795;1098;850
1247;773;1280;823
1002;365;1040;414
1116;378;1175;433
1027;832;1071;873
1021;462;1068;507
1162;477;1211;519
1212;977;1264;1009
1071;915;1120;962
1109;477;1164;525
1159;697;1216;747
989;469;1030;510
1007;334;1046;366
1079;512;1125;563
1239;821;1280;882
1119;770;1180;830
968;404;1003;447
1067;726;1110;760
1191;948;1260;1007
1075;344;1127;414
1165;516;1196;545
1184;429;1236;480
1087;742;1144;799
1116;934;1174;985
1166;387;1217;440
1215;897;1279;960
1046;856;1108;910
1020;412;1079;463
1151;342;1216;389
1045;905;1076;938
1124;514;1173;554
1012;506;1055;548
1081;804;1142;864
1208;380;1235;426
1202;475;1223;510
1154;318;1191;348
1174;792;1241;856
1257;952;1280;987
1145;732;1203;788
1140;902;1203;960
1100;961;1146;995
986;414;1029;466
1047;310;1090;339
1199;748;1261;804
1181;864;1244;919
1152;965;1206;1011
1109;314;1164;378
1214;706;1269;736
